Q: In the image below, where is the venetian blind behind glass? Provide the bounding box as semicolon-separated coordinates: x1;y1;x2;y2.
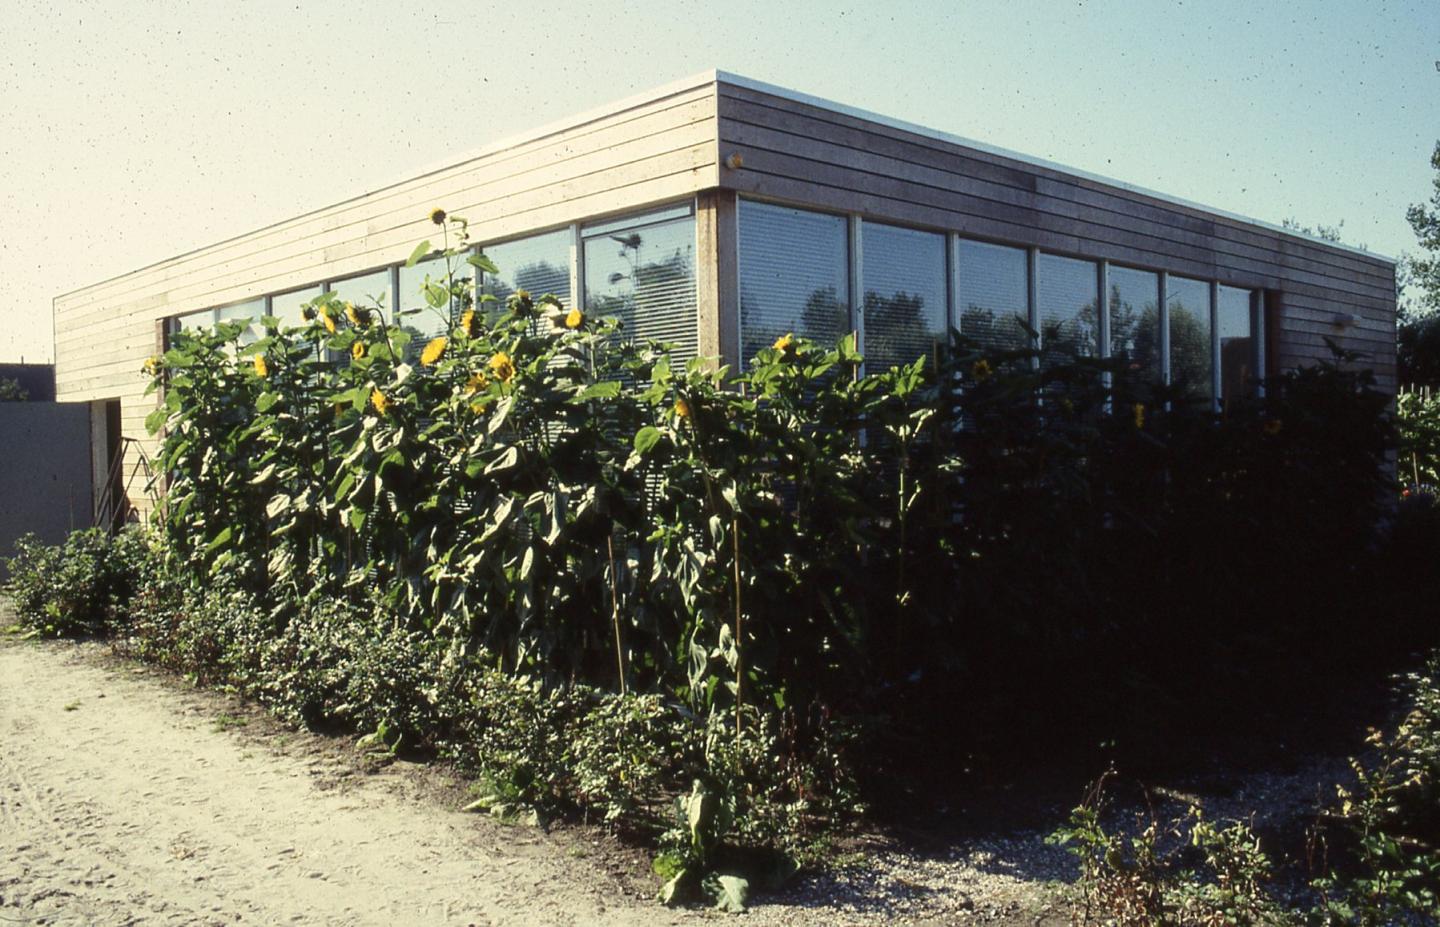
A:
862;222;947;374
583;209;697;363
738;200;849;366
1109;266;1162;386
1167;276;1212;401
1037;253;1098;362
956;239;1029;352
480;229;572;313
1217;285;1256;404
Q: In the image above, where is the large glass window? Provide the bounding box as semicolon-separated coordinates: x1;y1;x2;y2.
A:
480;228;572;312
399;251;472;341
174;307;215;335
271;285;321;331
1167;276;1212;402
1109;267;1162;387
1037;253;1098;362
956;239;1029;353
1217;285;1256;405
861;222;947;374
328;270;394;320
738;200;849;366
215;297;267;346
583;205;698;362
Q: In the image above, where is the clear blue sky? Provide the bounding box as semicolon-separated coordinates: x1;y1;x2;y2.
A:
2;0;1436;363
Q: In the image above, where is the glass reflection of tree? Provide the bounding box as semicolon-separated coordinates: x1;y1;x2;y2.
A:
1168;299;1211;400
960;304;1030;353
592;232;695;355
1042;298;1099;363
864;290;929;373
1109;284;1162;383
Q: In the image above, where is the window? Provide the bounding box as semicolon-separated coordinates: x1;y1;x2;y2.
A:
1167;276;1212;402
862;222;947;374
174;307;214;335
583;205;698;362
328;270;394;319
215;298;267;347
480;228;572;312
738;200;849;367
1037;253;1098;362
399;251;471;342
1109;267;1162;386
957;239;1029;353
1217;285;1256;405
271;286;320;331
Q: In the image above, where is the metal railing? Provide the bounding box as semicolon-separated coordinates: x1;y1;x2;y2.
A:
93;437;159;532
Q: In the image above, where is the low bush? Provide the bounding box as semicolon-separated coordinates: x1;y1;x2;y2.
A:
3;527;152;637
1052;652;1440;926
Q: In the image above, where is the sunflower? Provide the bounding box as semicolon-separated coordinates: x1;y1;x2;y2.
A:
320;308;337;335
370;389;390;415
351;341;366;360
488;351;515;383
1132;403;1146;430
459;309;477;338
469;399;491;415
421;337;448;366
464;372;489;395
142;356;162;376
971;359;993;382
252;354;269;378
564;308;584;330
344;302;365;327
510;289;533;315
673;398;691;419
429;207;447;225
773;332;796;354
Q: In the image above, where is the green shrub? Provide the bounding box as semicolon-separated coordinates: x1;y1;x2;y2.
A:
4;527;153;637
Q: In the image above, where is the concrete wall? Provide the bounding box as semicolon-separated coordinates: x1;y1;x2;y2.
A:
0;403;93;565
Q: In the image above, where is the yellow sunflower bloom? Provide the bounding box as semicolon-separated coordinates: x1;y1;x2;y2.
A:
971;359;993;382
488;351;515;383
421;336;448;366
464;372;489;395
773;332;796;354
252;355;269;378
351;341;366;360
142;356;162;376
459;309;477;338
370;389;390;415
1132;403;1146;430
673;398;691;419
344;302;364;327
469;399;491;415
320;308;337;335
429;207;447;225
564;308;584;330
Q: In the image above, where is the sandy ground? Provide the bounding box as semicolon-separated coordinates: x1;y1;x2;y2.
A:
0;637;1069;926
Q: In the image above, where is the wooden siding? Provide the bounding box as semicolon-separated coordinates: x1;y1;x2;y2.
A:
713;80;1397;388
54;81;721;517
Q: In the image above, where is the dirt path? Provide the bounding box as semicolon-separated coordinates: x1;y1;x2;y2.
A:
0;636;1074;926
0;638;689;927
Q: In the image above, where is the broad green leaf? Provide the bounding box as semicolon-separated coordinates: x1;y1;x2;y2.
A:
406;240;432;267
633;426;663;455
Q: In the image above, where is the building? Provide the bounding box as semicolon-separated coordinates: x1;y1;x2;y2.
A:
53;71;1397;518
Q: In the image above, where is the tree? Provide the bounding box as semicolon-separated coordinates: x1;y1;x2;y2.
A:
1404;141;1440;321
1400;142;1440;387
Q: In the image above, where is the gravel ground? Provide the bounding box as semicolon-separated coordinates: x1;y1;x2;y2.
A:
0;631;1359;926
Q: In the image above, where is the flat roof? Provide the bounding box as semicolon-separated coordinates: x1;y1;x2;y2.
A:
58;68;1390;300
711;70;1390;265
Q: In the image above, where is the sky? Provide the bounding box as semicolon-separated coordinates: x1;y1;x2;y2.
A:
1;0;1436;363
